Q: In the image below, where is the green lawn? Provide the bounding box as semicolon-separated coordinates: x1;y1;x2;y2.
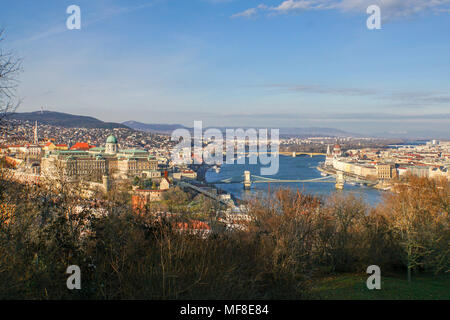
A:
310;273;450;300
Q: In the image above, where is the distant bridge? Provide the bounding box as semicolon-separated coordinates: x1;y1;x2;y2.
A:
177;181;233;206
222;152;326;158
212;173;336;185
211;170;377;189
252;174;336;184
279;152;327;157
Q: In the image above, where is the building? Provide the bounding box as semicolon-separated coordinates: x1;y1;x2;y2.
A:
132;189;167;212
325;144;333;166
429;166;449;181
159;177;171;190
397;166;429;179
20;144;42;158
43;142;69;152
175;220;211;238
4;144;42;159
41;135;158;180
333;144;342;157
376;163;398;180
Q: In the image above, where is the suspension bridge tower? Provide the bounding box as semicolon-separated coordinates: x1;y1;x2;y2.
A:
335;171;344;190
244;170;252;190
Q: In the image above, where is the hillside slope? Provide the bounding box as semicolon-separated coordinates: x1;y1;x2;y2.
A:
9;111;129;129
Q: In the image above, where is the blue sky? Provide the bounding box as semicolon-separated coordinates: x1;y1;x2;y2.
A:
1;0;450;135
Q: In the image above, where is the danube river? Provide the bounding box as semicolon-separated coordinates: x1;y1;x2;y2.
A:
205;155;385;207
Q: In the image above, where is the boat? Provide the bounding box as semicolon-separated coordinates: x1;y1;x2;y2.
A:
213;164;221;173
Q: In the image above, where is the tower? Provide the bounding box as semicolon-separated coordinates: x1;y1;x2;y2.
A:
335;171;344;190
105;135;118;154
103;175;110;192
333;143;342;157
243;170;251;190
325;144;334;166
34;121;38;145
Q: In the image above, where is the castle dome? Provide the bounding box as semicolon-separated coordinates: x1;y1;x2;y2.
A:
106;135;118;144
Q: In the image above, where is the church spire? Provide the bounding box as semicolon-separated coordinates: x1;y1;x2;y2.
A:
34;121;38;144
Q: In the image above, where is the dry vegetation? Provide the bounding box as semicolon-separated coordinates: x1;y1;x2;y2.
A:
0;170;448;299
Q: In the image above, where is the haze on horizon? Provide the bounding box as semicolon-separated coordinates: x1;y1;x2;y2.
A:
2;0;450;136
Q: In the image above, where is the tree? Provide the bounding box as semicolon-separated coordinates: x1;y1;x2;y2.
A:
0;29;22;132
163;187;190;211
316;193;368;272
379;175;449;281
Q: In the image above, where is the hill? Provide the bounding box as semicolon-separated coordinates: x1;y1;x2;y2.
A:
8;111;129;129
124;120;358;137
278;127;359;137
123;121;190;134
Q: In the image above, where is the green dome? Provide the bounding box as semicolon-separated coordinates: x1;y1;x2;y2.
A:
106;135;118;144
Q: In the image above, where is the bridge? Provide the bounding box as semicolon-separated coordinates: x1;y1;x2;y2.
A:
223;151;326;158
250;174;336;184
279;152;327;157
214;173;335;184
210;170;377;190
177;180;233;206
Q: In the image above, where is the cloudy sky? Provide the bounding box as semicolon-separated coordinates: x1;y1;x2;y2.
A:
1;0;450;135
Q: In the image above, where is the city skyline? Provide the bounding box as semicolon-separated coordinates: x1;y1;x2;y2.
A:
1;0;450;135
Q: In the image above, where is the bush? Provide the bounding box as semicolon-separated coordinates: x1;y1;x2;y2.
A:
0;174;448;299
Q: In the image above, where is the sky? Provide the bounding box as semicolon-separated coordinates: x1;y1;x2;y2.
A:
1;0;450;136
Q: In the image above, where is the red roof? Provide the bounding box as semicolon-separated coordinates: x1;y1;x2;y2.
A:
135;189;165;193
70;142;95;150
175;220;211;231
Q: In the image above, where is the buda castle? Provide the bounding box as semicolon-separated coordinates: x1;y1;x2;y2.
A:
41;135;158;181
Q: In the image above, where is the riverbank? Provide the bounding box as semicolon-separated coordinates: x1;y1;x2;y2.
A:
317;164;393;191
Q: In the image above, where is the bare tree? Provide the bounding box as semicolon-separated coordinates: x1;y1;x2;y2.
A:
0;29;22;131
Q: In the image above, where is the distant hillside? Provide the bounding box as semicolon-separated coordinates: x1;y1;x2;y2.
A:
8;111;129;129
124;120;359;137
278;127;359;137
123;121;190;134
372;130;450;140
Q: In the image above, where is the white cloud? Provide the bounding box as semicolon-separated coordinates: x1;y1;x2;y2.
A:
230;4;268;18
273;0;316;12
231;8;258;19
231;0;450;20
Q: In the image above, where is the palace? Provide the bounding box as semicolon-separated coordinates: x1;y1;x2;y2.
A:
41;135;158;180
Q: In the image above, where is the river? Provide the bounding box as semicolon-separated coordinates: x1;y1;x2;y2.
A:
205;155;385;207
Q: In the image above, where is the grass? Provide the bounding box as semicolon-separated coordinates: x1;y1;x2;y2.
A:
310;273;450;300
